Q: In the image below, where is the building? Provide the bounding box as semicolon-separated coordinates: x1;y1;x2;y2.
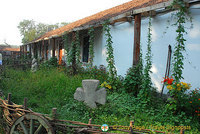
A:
21;0;200;92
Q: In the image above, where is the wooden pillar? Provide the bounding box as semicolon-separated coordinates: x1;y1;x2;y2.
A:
25;45;28;57
29;44;32;58
133;14;141;66
46;40;49;60
42;40;45;60
39;42;41;58
22;45;25;58
52;38;55;57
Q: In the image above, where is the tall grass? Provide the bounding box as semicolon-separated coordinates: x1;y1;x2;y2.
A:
0;68;90;114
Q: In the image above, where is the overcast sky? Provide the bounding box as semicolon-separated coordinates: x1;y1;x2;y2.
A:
0;0;130;46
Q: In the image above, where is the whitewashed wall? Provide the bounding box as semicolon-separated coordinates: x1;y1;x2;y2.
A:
93;4;200;92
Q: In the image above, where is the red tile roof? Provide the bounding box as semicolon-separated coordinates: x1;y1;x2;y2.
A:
33;0;170;43
0;47;20;52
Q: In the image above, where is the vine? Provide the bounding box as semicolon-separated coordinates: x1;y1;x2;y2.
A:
75;31;81;65
170;0;191;82
62;33;70;65
103;21;117;83
88;27;95;67
123;49;143;96
143;16;153;93
164;0;192;112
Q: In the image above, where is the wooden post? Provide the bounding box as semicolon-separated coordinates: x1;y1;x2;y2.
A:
52;38;55;57
42;40;45;60
25;45;27;57
129;121;134;134
8;93;12;105
52;108;57;120
88;118;93;128
29;44;32;59
180;128;185;134
24;98;28;110
133;14;141;66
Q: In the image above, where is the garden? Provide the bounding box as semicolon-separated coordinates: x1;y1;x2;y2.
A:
0;0;200;133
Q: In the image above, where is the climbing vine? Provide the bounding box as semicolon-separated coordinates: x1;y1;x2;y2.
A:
88;27;95;66
63;33;70;65
143;16;153;93
164;0;192;112
170;0;191;82
75;31;81;65
103;21;117;82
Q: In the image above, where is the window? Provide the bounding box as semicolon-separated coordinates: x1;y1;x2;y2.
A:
82;36;89;62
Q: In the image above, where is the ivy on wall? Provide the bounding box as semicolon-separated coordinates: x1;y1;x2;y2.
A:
103;21;117;82
143;16;153;93
88;27;95;67
75;31;81;65
170;0;191;83
63;33;70;65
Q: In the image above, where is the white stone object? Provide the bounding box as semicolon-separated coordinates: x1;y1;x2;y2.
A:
31;58;38;72
74;79;107;108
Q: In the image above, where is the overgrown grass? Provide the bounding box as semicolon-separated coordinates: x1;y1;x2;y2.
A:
0;68;199;133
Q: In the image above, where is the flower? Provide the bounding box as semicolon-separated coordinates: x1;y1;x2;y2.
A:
101;81;112;89
167;85;173;90
163;77;173;85
177;87;181;91
101;83;104;87
167;78;173;85
106;85;112;89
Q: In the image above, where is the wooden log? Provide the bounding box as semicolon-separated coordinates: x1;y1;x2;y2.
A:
133;13;141;66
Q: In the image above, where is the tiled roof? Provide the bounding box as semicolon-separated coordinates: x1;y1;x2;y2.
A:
0;47;20;52
33;0;169;43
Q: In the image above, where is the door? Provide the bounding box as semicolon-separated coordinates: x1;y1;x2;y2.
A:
59;43;62;65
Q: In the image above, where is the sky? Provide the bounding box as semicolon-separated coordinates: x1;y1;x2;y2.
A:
0;0;130;46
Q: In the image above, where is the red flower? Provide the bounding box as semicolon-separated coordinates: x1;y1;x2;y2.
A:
167;78;173;85
162;77;169;83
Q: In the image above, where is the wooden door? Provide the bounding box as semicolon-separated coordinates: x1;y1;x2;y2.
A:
59;43;62;65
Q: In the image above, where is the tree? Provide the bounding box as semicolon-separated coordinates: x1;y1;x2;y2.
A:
18;19;69;44
18;20;37;44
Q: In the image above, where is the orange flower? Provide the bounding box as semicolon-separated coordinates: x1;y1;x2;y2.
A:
189;101;192;103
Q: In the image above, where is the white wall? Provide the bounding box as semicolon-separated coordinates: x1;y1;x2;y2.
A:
93;4;200;92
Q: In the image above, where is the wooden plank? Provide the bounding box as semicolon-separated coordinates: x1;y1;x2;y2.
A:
110;17;131;25
133;14;141;66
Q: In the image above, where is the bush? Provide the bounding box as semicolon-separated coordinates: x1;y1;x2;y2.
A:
39;57;58;69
